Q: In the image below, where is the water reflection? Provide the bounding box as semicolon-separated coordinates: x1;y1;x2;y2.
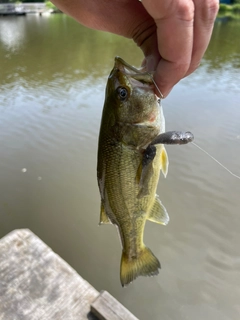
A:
0;15;141;88
0;14;240;320
0;17;26;52
204;18;240;70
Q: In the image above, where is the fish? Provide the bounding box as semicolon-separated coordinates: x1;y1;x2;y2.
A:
97;57;194;286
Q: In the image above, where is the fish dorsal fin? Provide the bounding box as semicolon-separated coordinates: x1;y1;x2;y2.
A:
148;196;169;225
161;146;169;178
99;202;111;224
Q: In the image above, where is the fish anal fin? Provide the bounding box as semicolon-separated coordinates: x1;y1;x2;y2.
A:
148;196;169;225
161;146;169;178
99;202;111;224
120;246;160;287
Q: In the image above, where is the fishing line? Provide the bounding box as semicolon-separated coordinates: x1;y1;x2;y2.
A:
148;74;239;180
191;141;240;180
149;75;164;99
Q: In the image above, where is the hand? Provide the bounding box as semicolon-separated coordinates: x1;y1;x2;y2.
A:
51;0;219;97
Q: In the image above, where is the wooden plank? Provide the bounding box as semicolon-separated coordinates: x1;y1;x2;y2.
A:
0;229;99;320
91;290;138;320
0;229;138;320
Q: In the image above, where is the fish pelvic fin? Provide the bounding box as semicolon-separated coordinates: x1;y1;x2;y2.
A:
99;202;111;225
148;196;169;225
120;246;160;287
161;146;169;178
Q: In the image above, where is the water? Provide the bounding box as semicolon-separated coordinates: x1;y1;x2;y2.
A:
0;14;240;320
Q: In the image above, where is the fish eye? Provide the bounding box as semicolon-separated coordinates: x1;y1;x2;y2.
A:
116;86;128;101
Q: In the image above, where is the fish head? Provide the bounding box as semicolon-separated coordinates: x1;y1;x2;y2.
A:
102;57;165;146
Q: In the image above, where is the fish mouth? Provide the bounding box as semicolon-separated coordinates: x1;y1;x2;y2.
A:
114;56;153;84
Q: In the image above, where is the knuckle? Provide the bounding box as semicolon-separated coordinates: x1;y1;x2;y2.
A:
196;0;219;22
175;1;195;22
206;0;220;15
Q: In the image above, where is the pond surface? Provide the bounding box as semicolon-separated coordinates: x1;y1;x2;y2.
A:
0;14;240;320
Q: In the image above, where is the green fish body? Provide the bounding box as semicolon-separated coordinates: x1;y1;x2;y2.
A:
97;57;169;286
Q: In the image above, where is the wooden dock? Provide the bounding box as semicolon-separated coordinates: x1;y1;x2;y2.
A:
0;229;138;320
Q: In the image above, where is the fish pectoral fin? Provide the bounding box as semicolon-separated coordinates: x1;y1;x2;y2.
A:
148;196;169;225
137;145;156;198
136;162;142;185
99;202;111;225
160;146;169;178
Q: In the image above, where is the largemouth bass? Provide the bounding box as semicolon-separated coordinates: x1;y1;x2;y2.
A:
97;57;193;286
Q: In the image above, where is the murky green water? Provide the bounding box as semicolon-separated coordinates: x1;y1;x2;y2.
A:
0;14;240;320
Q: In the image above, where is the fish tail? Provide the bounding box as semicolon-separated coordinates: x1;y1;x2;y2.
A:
120;246;161;287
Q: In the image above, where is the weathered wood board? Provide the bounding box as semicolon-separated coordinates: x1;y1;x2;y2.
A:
91;290;138;320
0;229;138;320
0;229;99;319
